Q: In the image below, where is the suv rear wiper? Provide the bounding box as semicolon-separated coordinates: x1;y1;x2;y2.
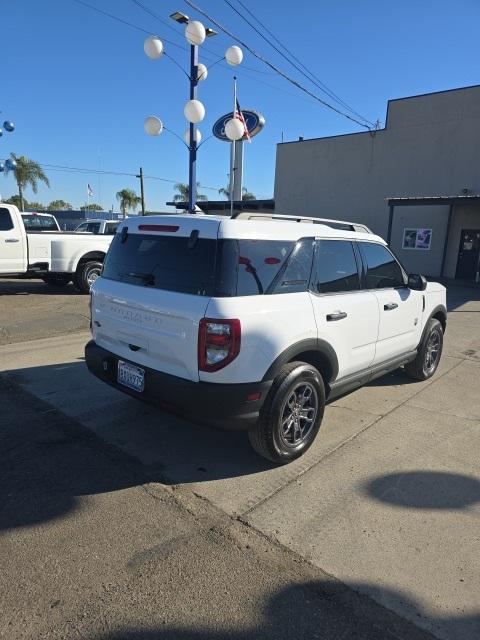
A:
124;272;155;285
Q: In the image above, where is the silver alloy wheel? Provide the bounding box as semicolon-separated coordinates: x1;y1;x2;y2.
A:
280;382;318;447
424;329;440;374
86;266;101;288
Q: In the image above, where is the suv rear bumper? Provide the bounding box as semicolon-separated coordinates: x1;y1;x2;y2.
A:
85;340;271;431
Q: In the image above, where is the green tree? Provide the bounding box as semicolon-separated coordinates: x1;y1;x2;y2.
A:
173;182;207;204
241;187;256;201
80;203;103;212
116;188;141;219
27;201;46;211
48;199;73;211
218;184;256;201
4;194;27;209
6;154;50;212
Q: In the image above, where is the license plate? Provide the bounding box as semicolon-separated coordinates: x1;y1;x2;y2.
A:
117;360;145;392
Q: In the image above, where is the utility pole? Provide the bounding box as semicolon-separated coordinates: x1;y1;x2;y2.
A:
137;167;146;215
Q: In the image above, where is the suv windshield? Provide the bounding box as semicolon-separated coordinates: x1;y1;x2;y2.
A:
102;233;305;297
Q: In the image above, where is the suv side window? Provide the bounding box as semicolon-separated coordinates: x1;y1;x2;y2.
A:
0;208;14;231
312;239;360;294
358;241;405;289
269;238;314;294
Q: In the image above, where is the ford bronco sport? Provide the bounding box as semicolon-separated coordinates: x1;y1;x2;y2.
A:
85;212;447;463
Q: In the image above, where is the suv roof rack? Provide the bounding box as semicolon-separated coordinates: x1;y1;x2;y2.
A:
232;211;372;234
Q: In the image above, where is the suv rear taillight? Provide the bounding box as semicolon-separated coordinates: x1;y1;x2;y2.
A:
198;318;241;372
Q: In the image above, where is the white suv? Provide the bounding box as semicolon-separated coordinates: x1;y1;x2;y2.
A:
85;212;447;463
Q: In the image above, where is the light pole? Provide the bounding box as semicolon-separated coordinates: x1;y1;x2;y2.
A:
143;12;243;214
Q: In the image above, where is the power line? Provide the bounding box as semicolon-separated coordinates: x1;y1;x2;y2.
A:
130;0;273;74
36;162;221;191
70;0;327;106
185;0;372;130
224;0;375;127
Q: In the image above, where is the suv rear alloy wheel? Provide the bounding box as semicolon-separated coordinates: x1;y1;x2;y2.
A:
404;318;444;381
248;362;325;464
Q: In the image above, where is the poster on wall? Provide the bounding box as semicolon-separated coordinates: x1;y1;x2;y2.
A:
402;228;432;250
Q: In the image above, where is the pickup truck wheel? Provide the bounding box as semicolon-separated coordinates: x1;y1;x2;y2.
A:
404;318;443;381
41;274;72;287
74;261;103;293
248;361;325;464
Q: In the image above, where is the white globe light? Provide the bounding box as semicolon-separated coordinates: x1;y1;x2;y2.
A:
183;128;202;146
225;118;244;141
225;45;243;66
144;116;163;136
144;36;164;59
197;63;208;82
184;99;205;123
185;20;206;46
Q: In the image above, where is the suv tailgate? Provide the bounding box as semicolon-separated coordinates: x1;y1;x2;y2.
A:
91;216;220;382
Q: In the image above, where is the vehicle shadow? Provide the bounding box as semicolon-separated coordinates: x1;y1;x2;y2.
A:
82;579;480;640
0;278;80;296
361;470;480;510
438;280;480;311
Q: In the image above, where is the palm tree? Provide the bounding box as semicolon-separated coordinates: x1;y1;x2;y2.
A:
218;184;256;201
173;182;207;204
6;154;50;212
116;188;141;219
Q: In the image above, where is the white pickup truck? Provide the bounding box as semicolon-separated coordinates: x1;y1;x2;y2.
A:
0;203;113;292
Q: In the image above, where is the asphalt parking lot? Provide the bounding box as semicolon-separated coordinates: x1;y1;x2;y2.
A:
1;278;479;640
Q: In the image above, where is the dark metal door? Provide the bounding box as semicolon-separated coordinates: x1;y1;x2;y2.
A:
456;229;480;280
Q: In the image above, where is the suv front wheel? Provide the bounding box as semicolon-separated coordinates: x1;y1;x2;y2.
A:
404;318;444;381
248;361;325;464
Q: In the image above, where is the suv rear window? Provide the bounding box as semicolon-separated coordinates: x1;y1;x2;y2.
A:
22;215;58;231
102;233;309;297
102;233;218;296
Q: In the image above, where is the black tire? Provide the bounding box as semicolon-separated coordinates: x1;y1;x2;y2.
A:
248;361;325;464
404;318;443;381
41;274;72;287
73;260;103;293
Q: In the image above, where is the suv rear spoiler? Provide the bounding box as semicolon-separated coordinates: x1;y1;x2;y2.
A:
232;211;372;233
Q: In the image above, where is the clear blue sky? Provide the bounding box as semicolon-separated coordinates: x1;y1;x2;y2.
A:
1;0;479;211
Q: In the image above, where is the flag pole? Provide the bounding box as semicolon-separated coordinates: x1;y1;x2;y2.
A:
229;76;237;218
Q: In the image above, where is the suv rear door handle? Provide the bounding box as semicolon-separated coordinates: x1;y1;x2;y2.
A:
326;311;347;321
384;302;398;311
4;238;20;243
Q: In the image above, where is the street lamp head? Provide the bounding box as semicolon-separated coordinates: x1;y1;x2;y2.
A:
197;63;208;82
144;116;164;136
3;121;14;133
144;36;164;59
170;11;189;24
5;158;17;170
183;128;202;146
0;129;3;138
185;20;206;46
184;99;205;123
225;118;244;141
225;45;243;66
0;162;4;172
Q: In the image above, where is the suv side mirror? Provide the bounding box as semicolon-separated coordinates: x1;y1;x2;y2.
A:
408;274;427;291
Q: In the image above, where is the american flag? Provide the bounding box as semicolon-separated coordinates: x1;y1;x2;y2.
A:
235;98;251;142
87;183;93;197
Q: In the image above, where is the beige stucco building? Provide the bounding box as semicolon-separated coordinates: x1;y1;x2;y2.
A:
274;85;480;282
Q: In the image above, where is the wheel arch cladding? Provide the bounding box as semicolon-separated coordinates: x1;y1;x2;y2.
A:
262;339;339;385
431;305;447;333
